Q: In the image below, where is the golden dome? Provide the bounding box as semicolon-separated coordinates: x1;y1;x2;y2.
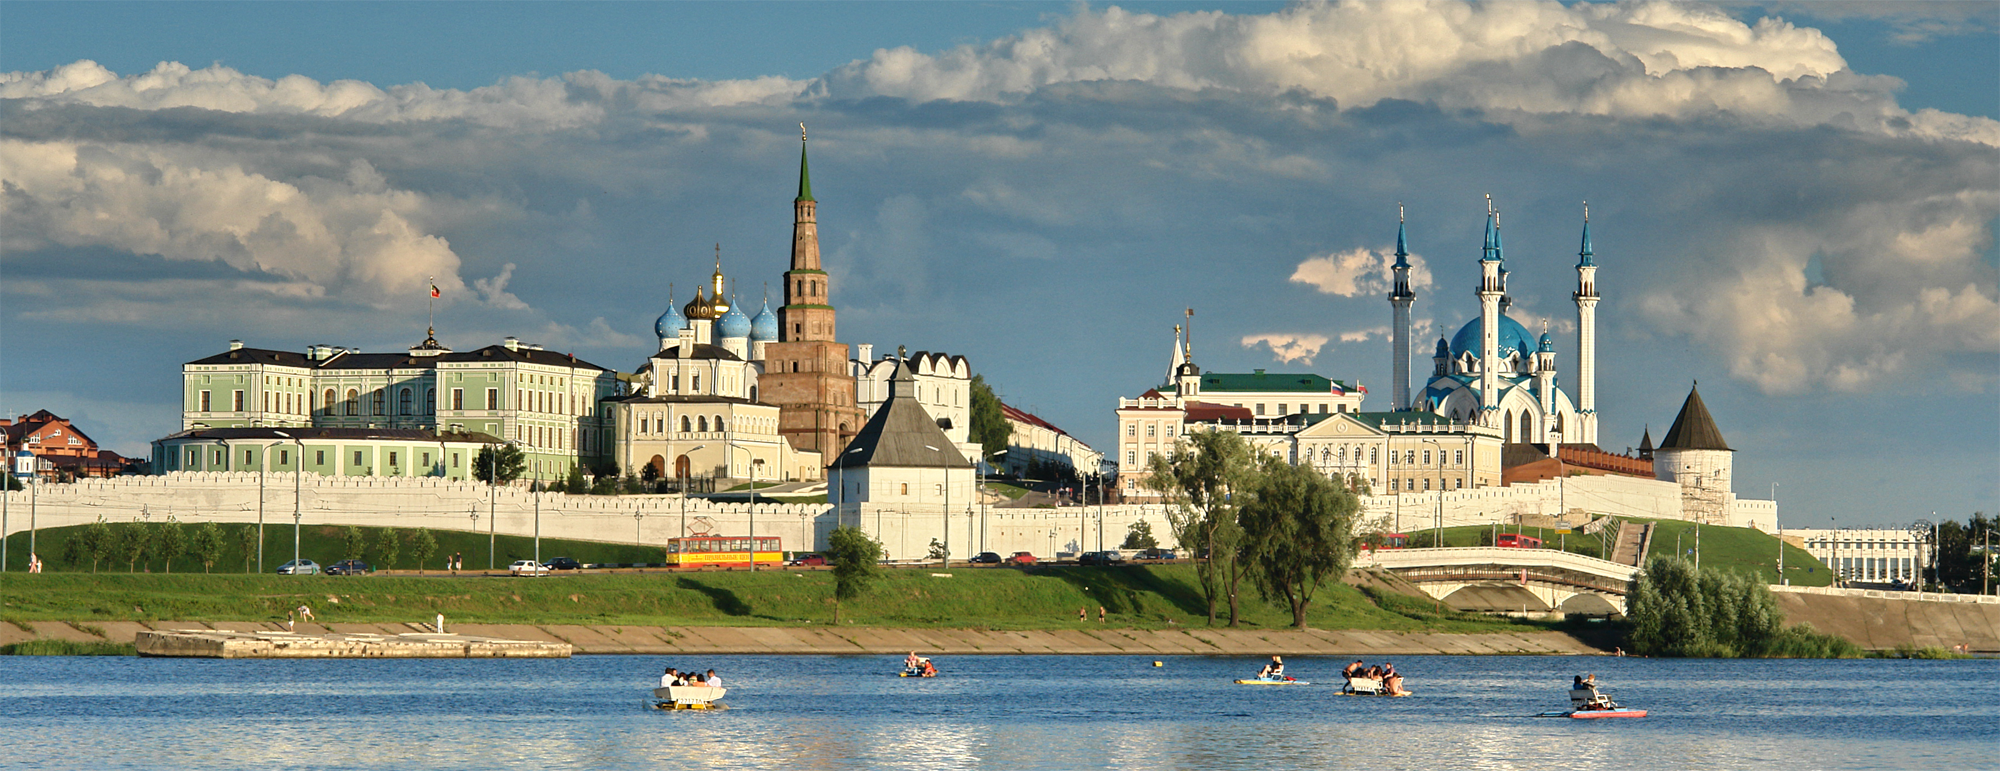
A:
684;287;718;320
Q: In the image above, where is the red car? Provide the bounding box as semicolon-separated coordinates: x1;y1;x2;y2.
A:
1006;552;1038;565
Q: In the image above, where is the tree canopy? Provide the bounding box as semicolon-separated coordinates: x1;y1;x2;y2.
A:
472;444;526;484
827;526;883;623
968;374;1012;462
1146;429;1257;625
1627;555;1858;658
1238;455;1359;628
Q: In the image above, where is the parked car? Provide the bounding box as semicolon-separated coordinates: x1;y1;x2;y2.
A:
786;553;827;566
276;559;320;575
1077;551;1126;566
1135;548;1178;561
543;557;583;571
969;552;1003;565
1006;552;1038;565
325;559;372;576
509;559;550;576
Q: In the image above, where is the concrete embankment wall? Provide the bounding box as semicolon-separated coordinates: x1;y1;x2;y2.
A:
1773;586;2000;652
3;619;1609;657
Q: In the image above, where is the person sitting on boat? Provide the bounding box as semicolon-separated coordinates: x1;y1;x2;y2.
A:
1256;655;1284;679
906;651;922;669
919;659;938;677
1342;660;1365;679
661;667;679;688
705;669;721;688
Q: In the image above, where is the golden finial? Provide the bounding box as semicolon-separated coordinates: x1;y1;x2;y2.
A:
800;122;807;141
1398;202;1404;223
1583;200;1590;222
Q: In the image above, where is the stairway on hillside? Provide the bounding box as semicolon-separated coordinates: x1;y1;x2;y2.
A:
1610;522;1652;567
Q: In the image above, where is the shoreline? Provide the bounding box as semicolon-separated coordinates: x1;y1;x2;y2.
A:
4;619;1612;656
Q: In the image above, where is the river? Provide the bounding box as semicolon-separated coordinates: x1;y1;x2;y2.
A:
4;654;1993;770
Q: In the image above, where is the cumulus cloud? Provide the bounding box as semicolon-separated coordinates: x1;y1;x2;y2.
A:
473;263;531;310
1290;247;1433;297
1242;332;1331;365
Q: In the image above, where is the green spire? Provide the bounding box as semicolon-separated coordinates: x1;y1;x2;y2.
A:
796;124;815;203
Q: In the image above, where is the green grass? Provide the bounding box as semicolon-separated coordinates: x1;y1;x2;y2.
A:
4;522;669;575
0;564;1554;634
1400;523;1615;560
1;639;135;656
1638;518;1832;587
985;483;1031;501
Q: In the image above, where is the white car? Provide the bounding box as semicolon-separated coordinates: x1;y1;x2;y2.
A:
509;559;549;576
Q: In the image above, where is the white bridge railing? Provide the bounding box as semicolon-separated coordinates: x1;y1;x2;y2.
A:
1355;546;1639;584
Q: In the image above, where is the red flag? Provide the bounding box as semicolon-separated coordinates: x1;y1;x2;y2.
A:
430;283;441;298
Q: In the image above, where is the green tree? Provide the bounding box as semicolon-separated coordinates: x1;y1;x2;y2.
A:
237;524;258;572
343;526;367;561
1122;520;1159;550
472;444;526;484
411;528;438;573
968;374;1012;461
1238;456;1359;628
155;521;188;574
1930;514;1994;593
119;524;151;573
1146;429;1257;626
827;526;883;623
1627;555;1856;658
374;528;401;571
640;462;661;484
564;465;589;495
926;538;947;561
190;522;224;574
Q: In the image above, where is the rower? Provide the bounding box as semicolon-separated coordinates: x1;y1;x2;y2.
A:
1257;655;1284;679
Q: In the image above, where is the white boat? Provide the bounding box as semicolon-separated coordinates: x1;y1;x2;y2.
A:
1535;688;1645;719
652;685;727;710
1233;677;1311;685
1342;676;1412;696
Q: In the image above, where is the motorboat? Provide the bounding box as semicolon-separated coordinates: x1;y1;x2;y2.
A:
1535;687;1645;719
652;685;727;710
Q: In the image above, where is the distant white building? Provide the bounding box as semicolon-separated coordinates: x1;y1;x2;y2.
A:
853;345;978;464
1786;527;1930;585
998;403;1103;478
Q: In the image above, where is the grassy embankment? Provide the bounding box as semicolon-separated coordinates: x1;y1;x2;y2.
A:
3;522;668;576
1402;518;1831;587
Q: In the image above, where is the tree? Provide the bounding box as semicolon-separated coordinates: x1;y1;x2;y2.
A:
472;444;526;484
968;374;1012;461
1146;429;1257;626
237;524;258;572
190;522;224;574
343;526;367;561
1122;520;1159;550
564;465;589;495
640;462;661;484
411;528;438;573
1238;456;1359;628
926;538;947;561
375;528;401;571
827;526;883;624
155;521;188;574
119;524;151;572
1627;555;1856;658
1931;513;1994;594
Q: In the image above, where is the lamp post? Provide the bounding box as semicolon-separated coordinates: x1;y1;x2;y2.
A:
486;439;520;571
688;444;707;541
980;449;1008;554
1422;439;1443;538
925;444;947;568
1773;482;1782;584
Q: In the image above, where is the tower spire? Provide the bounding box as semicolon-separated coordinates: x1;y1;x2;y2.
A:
1389;203;1417;411
1578;200;1595;266
796;123;814;203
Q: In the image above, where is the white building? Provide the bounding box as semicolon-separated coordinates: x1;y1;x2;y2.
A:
1787;527;1930;585
828;359;976;538
854;345;976;461
999;402;1104;478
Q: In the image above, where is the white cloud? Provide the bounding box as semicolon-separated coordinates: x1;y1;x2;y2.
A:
1290;247;1433;297
1242;332;1330;364
473;263;531;310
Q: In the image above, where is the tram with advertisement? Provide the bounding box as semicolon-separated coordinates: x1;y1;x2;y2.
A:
667;535;784;568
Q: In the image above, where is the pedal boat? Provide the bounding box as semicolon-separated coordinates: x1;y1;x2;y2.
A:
1233;676;1310;685
1536;688;1644;718
652;685;727;710
1341;676;1411;696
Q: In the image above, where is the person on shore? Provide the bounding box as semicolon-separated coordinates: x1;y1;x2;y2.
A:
27;552;41;573
296;605;315;624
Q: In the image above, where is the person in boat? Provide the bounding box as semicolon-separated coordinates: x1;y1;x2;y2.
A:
705;669;721;688
905;651;922;670
1382;663;1407;696
1254;655;1284;679
661;667;679;688
1342;660;1365;680
920;659;938;677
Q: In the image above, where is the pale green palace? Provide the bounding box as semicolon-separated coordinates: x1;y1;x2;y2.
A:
152;426;500;480
173;333;619;479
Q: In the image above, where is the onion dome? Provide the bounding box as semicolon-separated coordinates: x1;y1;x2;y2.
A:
1434;337;1450;358
718;301;752;339
749;299;779;341
1538;333;1555;353
684;288;718;320
655;297;688;339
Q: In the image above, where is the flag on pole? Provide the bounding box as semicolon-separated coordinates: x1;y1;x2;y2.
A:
430;282;441;299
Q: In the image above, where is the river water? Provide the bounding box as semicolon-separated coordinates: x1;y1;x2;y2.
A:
4;653;1993;770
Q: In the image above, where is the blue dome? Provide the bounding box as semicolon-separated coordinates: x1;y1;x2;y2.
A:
1538;333;1555;353
749;299;779;342
654;304;688;339
717;303;752;339
1448;314;1535;359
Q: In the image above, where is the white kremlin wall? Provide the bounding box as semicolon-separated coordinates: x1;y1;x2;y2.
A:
1357;473;1776;532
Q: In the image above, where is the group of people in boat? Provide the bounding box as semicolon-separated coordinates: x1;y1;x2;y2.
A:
1570;673;1615;710
903;651;938;677
660;666;722;688
1341;659;1410;696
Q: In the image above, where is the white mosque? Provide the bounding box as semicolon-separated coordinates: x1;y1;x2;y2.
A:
1391;199;1599;447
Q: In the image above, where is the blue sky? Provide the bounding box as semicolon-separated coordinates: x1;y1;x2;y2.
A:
2;1;1995;526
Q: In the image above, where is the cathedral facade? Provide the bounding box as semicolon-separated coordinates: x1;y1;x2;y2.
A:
1391;201;1599;447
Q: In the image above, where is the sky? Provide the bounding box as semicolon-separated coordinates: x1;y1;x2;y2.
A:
2;1;1995;528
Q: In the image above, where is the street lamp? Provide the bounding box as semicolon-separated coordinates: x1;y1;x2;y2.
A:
256;433;293;573
487;439;520;571
981;449;1008;554
1773;482;1782;584
1422;439;1443;539
925;444;947;568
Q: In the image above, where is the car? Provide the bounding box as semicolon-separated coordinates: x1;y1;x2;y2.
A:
276;559;320;575
543;557;583;571
509;559;550;576
969;552;1003;565
325;559;372;576
786;553;827;566
1077;551;1126;566
1135;548;1178;561
1006;552;1038;565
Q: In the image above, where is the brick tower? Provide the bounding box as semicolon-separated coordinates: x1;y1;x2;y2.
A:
761;127;863;460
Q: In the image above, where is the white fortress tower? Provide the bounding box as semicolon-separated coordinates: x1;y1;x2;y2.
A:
1654;383;1734;525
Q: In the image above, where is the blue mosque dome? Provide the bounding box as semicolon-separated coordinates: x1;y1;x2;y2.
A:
749;299;779;342
1448;314;1535;359
654;303;688;340
1538;333;1555;353
717;302;752;339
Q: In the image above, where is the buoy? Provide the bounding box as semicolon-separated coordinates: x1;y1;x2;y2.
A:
1153;661;1163;667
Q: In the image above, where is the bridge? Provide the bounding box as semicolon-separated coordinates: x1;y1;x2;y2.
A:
1354;547;1640;617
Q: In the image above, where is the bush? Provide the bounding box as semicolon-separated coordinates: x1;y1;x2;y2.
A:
1627;555;1858;658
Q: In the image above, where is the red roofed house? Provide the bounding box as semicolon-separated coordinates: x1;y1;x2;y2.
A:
2;410;139;479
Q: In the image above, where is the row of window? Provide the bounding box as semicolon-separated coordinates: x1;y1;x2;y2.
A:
1809;540;1918;551
634;414;734;435
204;383;604;419
184;447;460;472
1387;478;1465;492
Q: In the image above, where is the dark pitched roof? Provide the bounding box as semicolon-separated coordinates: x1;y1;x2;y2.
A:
830;361;970;470
1199;370;1350;393
186;348;317;367
604;394;760;406
646;344;742;363
1659;384;1731;451
190;344;609;372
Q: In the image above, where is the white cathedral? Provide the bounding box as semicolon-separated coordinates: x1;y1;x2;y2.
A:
1391;199;1599;446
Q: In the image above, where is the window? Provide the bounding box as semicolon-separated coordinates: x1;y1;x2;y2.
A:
372;390;384;415
186;448;197;467
1405;451;1415;464
681;416;691;433
1318;404;1328;413
421;452;431;467
452;452;460;467
1455;450;1464;465
452;389;464;410
715;416;725;432
698;416;708;432
279;450;289;465
353;450;364;467
316;450;325;465
1390;479;1399;491
346;389;360;416
1423;478;1431;491
1255;404;1265;416
388;451;399;467
233;390;244;411
692;374;701;392
1422;450;1431;465
1146;425;1156;437
900;483;909;495
1370;448;1378;463
323;389;335;414
1127;451;1136;465
1454;478;1464;489
486;388;499;410
244;449;253;465
200;390;212;411
1126;425;1135;437
1278;404;1288;415
426;388;435;414
399;388;412;416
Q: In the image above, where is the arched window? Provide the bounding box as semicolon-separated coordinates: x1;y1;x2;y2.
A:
691;374;700;392
372;389;385;416
1519;410;1532;441
399;388;412;416
749;385;757;402
714;416;726;433
323;389;336;416
681;416;692;433
698;416;708;432
425;388;436;414
345;389;360;417
1503;410;1514;443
